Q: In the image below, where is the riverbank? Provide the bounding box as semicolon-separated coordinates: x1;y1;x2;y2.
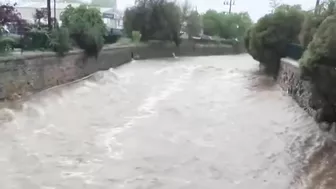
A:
278;58;314;114
0;41;239;100
277;58;336;132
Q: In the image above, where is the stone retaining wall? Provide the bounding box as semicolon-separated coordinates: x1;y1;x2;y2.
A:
278;58;316;117
0;43;236;99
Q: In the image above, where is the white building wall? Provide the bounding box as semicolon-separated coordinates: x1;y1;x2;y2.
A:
16;2;123;29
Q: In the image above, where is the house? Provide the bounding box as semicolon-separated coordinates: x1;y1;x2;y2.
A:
16;1;123;29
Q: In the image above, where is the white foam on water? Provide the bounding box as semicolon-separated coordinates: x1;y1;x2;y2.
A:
22;103;46;118
101;65;200;159
33;124;55;135
118;72;135;84
61;171;86;178
154;66;175;75
108;68;120;80
0;108;16;123
84;80;99;88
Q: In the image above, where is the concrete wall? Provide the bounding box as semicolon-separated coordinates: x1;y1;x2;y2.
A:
0;43;236;100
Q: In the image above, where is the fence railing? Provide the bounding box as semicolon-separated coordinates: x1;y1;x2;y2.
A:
286;43;305;60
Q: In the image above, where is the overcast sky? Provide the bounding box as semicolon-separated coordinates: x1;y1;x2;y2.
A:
117;0;317;21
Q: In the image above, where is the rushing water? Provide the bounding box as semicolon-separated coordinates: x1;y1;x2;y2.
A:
0;54;333;189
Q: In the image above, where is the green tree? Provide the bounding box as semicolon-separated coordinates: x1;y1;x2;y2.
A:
60;4;106;57
123;0;182;46
202;10;252;39
180;0;192;22
245;4;304;75
299;0;336;48
185;10;202;38
33;8;48;26
179;0;202;38
298;13;336;125
269;0;282;12
300;15;336;70
202;10;221;36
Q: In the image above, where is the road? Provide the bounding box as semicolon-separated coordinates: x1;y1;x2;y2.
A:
0;54;332;189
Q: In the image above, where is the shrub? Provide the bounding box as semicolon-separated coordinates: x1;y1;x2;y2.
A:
49;27;71;56
245;4;304;75
23;28;50;50
80;27;105;57
60;4;106;57
116;37;132;44
0;36;15;54
300;15;336;70
298;1;336;49
299;12;324;48
131;31;141;43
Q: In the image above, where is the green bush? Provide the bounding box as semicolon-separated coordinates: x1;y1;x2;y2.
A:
0;36;16;54
80;27;105;57
24;28;50;50
299;13;324;48
60;4;106;57
300;15;336;70
298;1;336;48
245;4;304;75
49;27;71;56
131;31;141;43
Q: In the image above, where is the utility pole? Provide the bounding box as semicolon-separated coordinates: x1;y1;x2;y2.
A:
47;0;52;31
223;0;235;14
54;0;56;28
315;0;320;14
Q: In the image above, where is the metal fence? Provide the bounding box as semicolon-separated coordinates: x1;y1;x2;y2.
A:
286;43;305;60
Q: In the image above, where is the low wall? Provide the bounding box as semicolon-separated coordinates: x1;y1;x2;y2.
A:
277;58;316;116
278;59;336;132
0;43;236;100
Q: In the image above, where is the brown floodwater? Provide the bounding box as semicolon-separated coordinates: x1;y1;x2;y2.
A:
0;54;333;189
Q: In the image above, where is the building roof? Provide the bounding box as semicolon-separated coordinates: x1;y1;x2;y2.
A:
17;1;123;18
17;2;82;9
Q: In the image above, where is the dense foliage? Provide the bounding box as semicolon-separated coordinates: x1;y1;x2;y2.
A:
299;1;336;49
179;0;202;38
0;3;22;26
60;4;106;57
244;4;304;75
49;27;71;56
0;3;27;54
202;10;252;39
0;3;107;56
123;0;182;46
297;1;336;126
298;0;336;71
132;31;141;42
184;10;202;38
300;15;336;70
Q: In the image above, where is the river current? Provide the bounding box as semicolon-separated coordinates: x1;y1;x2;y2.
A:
0;54;332;189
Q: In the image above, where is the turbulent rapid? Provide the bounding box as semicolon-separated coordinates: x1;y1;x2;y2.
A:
0;54;332;189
